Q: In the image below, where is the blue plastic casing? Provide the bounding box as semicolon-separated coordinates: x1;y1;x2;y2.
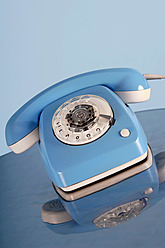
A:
38;85;148;188
6;68;149;147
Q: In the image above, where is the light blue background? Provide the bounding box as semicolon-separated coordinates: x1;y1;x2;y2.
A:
1;0;165;156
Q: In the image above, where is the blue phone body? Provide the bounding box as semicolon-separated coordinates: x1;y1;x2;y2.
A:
5;68;160;231
38;86;147;188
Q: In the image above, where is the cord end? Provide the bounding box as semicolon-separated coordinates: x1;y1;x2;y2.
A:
143;74;165;80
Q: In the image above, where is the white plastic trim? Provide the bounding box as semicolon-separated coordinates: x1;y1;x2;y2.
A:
9;127;39;154
115;88;151;103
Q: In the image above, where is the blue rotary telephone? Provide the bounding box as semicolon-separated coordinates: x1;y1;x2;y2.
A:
5;68;165;233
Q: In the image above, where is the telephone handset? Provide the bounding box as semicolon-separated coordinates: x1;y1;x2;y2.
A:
5;68;165;230
6;68;150;154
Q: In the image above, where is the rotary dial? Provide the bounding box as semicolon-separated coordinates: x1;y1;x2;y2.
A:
52;94;114;145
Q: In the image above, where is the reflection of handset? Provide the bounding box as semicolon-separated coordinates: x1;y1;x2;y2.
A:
5;68;164;230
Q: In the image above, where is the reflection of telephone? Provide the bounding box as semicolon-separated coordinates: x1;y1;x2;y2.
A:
5;68;164;232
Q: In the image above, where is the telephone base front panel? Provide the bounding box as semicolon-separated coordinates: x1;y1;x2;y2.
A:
38;85;148;189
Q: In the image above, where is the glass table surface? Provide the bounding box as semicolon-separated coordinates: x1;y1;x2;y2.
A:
0;109;165;248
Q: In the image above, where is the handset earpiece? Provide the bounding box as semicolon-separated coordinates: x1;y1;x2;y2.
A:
5;68;151;154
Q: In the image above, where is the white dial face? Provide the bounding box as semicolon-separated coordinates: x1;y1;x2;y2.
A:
52;94;114;145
